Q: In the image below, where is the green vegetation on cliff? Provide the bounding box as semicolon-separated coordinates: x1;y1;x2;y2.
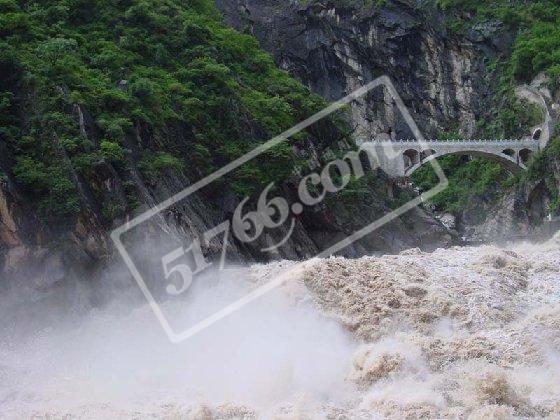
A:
437;0;560;85
0;0;345;224
413;0;559;217
525;137;560;213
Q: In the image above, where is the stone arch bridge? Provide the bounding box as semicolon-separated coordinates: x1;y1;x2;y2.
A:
364;81;556;178
369;137;541;178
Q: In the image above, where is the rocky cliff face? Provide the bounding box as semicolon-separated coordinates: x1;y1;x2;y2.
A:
5;0;505;292
458;181;545;242
0;82;454;295
216;0;560;242
0;162;452;295
457;79;559;241
217;0;511;139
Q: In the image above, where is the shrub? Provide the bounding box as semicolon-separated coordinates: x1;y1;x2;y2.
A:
139;152;185;179
12;157;48;192
100;140;126;165
151;153;184;171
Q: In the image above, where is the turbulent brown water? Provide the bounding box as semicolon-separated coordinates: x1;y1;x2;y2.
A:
2;233;560;419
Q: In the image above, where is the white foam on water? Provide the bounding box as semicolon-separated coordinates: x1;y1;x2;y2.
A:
2;233;560;418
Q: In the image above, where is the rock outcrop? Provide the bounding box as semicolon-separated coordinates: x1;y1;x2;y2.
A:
8;0;524;294
217;0;558;241
217;0;511;139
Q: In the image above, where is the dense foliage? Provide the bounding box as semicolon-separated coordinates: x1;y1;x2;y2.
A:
437;0;560;85
1;0;558;228
525;137;560;213
0;0;345;224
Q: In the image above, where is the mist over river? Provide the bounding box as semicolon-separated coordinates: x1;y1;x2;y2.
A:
2;234;560;419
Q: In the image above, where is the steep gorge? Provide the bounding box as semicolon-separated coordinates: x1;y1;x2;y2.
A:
0;0;455;291
218;0;499;138
217;0;560;241
1;0;559;291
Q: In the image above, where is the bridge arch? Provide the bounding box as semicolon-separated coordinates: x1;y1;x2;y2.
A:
404;149;524;177
420;149;436;161
502;148;515;158
403;149;420;167
533;128;542;141
519;148;533;164
370;138;540;178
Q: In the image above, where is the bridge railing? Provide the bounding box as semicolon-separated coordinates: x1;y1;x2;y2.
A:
367;138;539;148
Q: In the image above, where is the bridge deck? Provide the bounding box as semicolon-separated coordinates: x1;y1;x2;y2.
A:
371;139;539;149
361;138;540;177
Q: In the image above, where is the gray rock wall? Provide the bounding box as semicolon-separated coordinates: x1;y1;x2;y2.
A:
217;0;511;139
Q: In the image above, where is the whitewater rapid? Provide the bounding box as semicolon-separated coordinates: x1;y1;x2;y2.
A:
1;234;560;418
